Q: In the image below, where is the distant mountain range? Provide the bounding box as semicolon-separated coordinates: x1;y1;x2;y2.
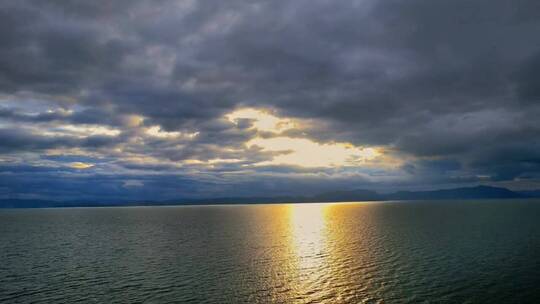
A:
1;185;539;208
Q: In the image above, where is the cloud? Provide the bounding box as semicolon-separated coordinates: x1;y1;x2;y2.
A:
226;108;296;133
246;137;380;168
1;0;540;200
123;180;144;188
68;162;94;169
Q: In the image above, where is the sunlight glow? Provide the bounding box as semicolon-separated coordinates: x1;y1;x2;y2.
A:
289;204;328;278
247;137;379;167
226;108;296;133
44;125;121;137
183;158;243;165
146;125;199;139
124;115;145;127
225;107;382;168
68;162;94;169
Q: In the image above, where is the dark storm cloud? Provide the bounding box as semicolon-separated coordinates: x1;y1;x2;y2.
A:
0;105;138;127
1;0;540;199
0;128;118;153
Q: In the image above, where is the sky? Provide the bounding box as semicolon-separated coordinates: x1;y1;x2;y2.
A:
1;0;539;201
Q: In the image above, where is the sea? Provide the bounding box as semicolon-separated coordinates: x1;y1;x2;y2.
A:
1;199;540;303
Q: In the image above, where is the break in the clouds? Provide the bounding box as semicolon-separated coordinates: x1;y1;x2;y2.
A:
1;0;539;201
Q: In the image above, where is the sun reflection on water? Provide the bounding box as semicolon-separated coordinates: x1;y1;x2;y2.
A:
286;203;333;300
289;203;328;271
284;203;370;303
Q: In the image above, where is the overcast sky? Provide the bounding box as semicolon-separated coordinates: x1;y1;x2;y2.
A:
1;0;539;201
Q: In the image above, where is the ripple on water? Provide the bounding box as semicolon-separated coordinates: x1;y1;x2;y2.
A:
1;200;540;303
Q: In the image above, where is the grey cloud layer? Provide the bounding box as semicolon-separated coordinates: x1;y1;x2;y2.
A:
1;0;539;199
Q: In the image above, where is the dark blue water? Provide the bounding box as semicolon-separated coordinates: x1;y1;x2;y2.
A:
1;200;540;303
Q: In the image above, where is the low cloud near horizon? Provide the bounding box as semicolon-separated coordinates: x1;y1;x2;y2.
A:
1;0;539;201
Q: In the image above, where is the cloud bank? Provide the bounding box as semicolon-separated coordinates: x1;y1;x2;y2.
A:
1;0;539;200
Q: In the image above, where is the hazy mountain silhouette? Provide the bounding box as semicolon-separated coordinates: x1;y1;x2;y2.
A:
311;189;383;202
0;185;533;208
518;190;540;198
385;185;525;200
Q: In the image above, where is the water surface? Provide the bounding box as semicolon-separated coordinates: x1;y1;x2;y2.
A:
1;200;540;303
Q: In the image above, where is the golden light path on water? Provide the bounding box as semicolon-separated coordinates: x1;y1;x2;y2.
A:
3;202;539;303
275;203;382;303
285;204;344;303
289;204;328;275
